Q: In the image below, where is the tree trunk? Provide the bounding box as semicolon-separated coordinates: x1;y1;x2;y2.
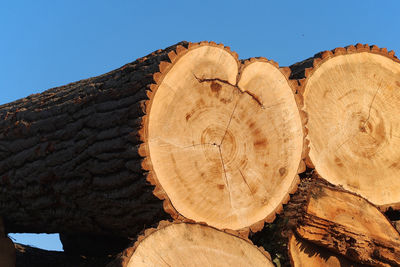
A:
107;221;274;267
288;233;363;267
0;41;305;238
286;177;400;266
290;44;400;210
0;42;187;237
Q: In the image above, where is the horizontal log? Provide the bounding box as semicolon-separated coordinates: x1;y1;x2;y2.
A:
286;177;400;266
0;42;189;237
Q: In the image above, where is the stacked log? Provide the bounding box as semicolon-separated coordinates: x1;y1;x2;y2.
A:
286;178;400;266
137;41;306;233
2;41;400;266
107;221;274;267
0;41;305;266
291;44;400;210
286;44;400;266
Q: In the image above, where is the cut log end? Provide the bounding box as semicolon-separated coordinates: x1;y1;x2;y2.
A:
301;45;400;208
109;222;273;267
143;42;304;231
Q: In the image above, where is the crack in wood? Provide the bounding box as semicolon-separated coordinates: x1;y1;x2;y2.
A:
334;133;357;153
218;146;232;209
333;83;383;154
365;132;378;143
361;82;381;129
238;169;254;197
158;254;172;267
220;101;238;146
182;143;214;149
193;74;265;108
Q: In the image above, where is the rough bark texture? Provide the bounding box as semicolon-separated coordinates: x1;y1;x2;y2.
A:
286;177;400;266
0;42;189;238
288;233;365;267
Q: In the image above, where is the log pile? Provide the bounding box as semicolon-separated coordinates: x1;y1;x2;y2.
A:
286;44;400;266
1;42;400;266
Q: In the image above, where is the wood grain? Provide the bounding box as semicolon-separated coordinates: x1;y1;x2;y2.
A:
143;43;305;232
292;44;400;209
108;221;273;267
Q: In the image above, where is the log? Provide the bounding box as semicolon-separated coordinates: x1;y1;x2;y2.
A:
288;233;363;267
142;43;306;232
107;221;274;267
286;178;400;266
0;42;184;237
0;41;305;237
290;44;400;209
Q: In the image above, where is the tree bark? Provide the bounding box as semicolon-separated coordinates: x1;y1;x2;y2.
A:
286;177;400;266
290;44;400;210
288;233;364;267
0;42;189;237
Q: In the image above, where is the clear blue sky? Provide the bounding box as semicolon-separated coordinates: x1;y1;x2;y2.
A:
1;0;399;251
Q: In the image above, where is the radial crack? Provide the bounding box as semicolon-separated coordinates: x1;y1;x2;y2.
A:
366;132;378;143
243;90;264;108
182;143;214;149
193;74;264;108
263;101;284;109
218;146;233;209
158;255;172;267
334;133;357;153
362;83;381;128
238;169;254;196
220;101;238;146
